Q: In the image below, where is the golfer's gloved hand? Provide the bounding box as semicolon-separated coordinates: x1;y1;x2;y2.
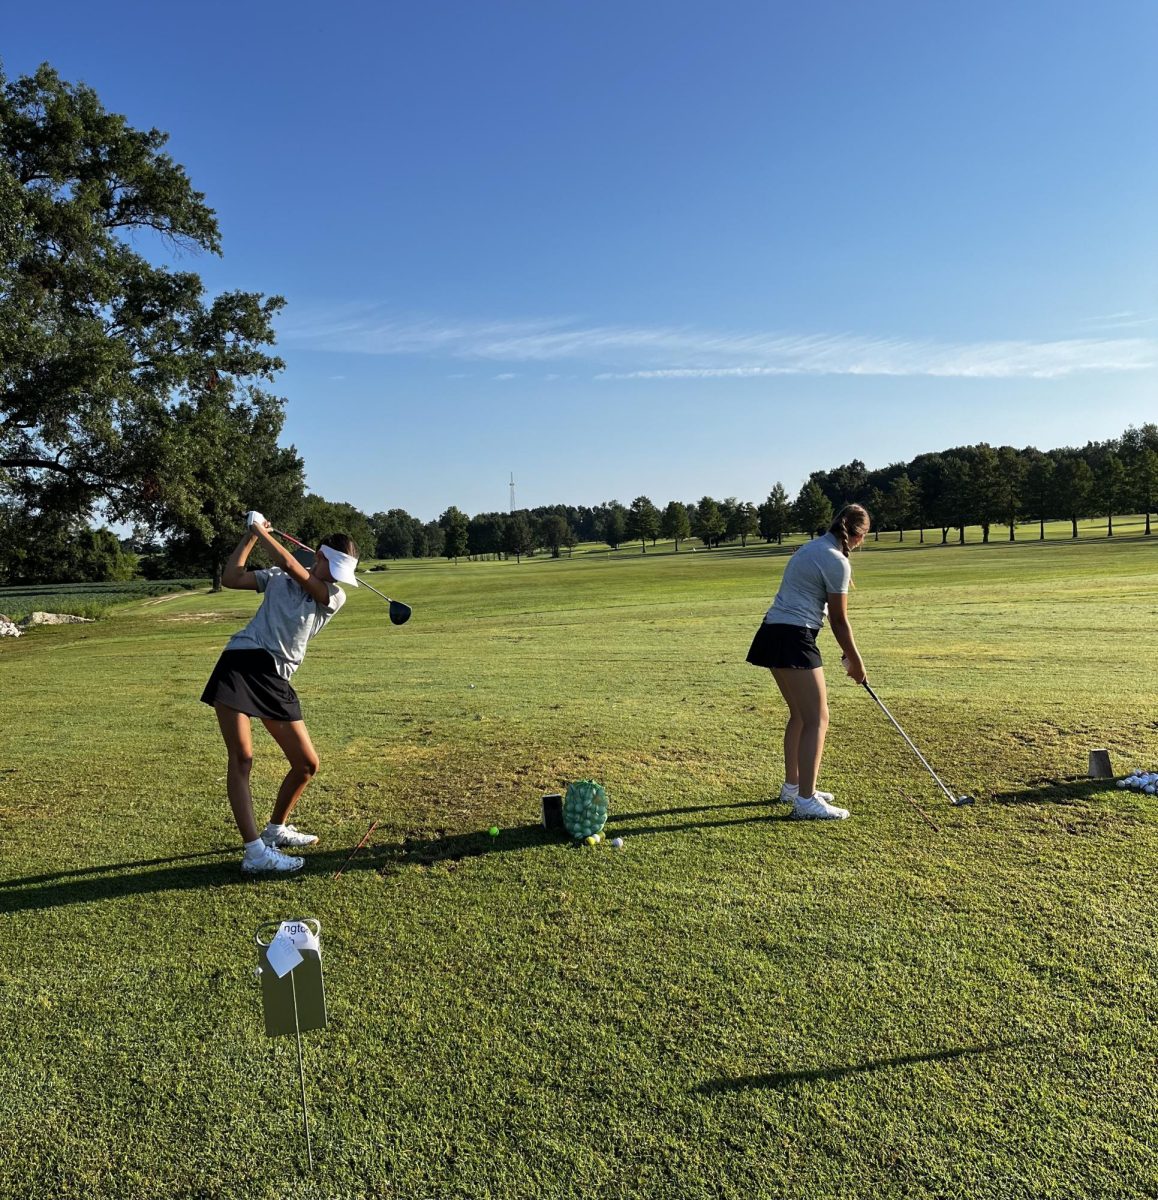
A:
245;510;265;530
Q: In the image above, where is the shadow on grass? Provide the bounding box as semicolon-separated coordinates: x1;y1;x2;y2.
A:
697;1038;1039;1095
2;842;398;913
991;777;1118;806
0;848;237;890
386;823;560;867
5;806;813;912
615;800;772;822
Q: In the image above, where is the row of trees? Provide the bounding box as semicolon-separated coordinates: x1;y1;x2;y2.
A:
358;424;1157;564
804;428;1158;543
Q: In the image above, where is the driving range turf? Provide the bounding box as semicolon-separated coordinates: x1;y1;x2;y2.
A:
1;525;1156;1199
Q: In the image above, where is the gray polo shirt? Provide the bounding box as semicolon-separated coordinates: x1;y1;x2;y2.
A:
226;567;346;679
764;532;851;630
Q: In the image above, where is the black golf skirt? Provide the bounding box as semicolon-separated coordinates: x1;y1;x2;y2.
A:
746;621;823;671
200;648;303;722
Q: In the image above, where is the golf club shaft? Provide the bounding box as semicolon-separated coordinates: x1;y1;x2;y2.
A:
266;524;410;616
861;681;959;806
266;526;314;555
269;525;378;591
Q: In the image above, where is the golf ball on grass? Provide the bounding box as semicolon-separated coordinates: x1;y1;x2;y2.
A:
610;837;624;849
488;826;500;837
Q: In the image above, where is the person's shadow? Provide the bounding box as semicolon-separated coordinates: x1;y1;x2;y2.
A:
694;1038;1043;1095
0;843;394;914
1;800;802;913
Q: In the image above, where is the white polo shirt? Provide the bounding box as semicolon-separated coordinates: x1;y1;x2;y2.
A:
226;568;345;679
763;532;851;630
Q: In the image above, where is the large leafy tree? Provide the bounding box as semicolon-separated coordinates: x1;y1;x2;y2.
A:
601;502;628;550
0;64;295;571
727;500;759;547
466;511;506;560
626;495;660;552
758;484;792;545
539;513;570;558
1054;452;1094;538
794;481;832;539
694;496;725;548
969;444;1002;544
886;473;916;542
503;511;534;563
144;382;305;588
1023;450;1054;540
439;505;470;561
996;446;1026;542
1094;451;1126;538
1120;424;1158;536
374;508;422;558
660;500;691;551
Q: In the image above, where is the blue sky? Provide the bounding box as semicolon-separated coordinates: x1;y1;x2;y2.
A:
6;1;1157;520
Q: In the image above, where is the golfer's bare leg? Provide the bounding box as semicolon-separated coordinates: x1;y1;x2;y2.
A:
261;719;320;825
771;667;829;797
215;705;259;842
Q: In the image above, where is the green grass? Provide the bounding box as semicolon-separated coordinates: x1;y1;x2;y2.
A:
1;531;1156;1199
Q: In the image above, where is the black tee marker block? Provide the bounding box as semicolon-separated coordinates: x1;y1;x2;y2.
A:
541;793;565;834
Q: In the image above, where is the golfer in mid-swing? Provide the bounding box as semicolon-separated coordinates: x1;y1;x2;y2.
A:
746;503;870;820
201;512;359;874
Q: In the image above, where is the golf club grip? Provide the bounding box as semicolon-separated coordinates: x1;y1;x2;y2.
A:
862;683;959;805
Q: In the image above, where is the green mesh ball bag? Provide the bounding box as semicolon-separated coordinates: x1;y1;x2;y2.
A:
563;780;609;840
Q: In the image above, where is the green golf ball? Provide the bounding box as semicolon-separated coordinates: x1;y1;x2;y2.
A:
488;826;500;837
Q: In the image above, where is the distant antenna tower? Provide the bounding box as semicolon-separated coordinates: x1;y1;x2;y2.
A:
509;472;516;513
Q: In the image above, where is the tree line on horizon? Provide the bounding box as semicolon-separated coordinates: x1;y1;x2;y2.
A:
2;65;1156;588
340;422;1158;565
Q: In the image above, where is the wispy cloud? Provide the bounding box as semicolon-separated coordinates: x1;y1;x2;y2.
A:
278;304;1156;380
494;372;517;380
1079;310;1158;332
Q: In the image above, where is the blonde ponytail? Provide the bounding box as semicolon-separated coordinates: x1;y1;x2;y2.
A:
828;503;871;559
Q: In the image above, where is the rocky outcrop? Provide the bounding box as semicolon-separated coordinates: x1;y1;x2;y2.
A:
0;615;21;638
17;612;97;627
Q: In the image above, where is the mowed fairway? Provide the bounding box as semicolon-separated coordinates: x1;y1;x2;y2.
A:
1;532;1156;1200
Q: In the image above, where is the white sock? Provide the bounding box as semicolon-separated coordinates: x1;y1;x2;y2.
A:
244;837;265;858
783;782;800;794
264;822;287;837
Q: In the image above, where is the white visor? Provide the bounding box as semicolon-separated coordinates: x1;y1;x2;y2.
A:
319;544;359;587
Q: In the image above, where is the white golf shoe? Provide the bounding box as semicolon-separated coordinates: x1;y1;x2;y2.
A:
261;824;319;849
242;843;304;874
778;785;838;804
793;793;850;820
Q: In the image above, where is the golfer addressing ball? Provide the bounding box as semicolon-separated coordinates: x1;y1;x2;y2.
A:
200;511;360;874
745;503;871;820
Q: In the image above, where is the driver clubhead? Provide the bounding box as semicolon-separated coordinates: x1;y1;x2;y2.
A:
388;600;412;626
952;794;976;807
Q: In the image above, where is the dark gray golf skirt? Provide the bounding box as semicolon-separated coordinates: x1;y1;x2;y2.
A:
200;649;303;722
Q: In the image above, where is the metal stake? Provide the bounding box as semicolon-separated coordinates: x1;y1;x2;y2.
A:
290;970;314;1171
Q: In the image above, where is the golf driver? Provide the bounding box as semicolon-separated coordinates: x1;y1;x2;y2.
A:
262;523;412;626
859;679;975;807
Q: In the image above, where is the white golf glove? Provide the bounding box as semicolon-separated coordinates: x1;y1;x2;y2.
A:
245;510;265;530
